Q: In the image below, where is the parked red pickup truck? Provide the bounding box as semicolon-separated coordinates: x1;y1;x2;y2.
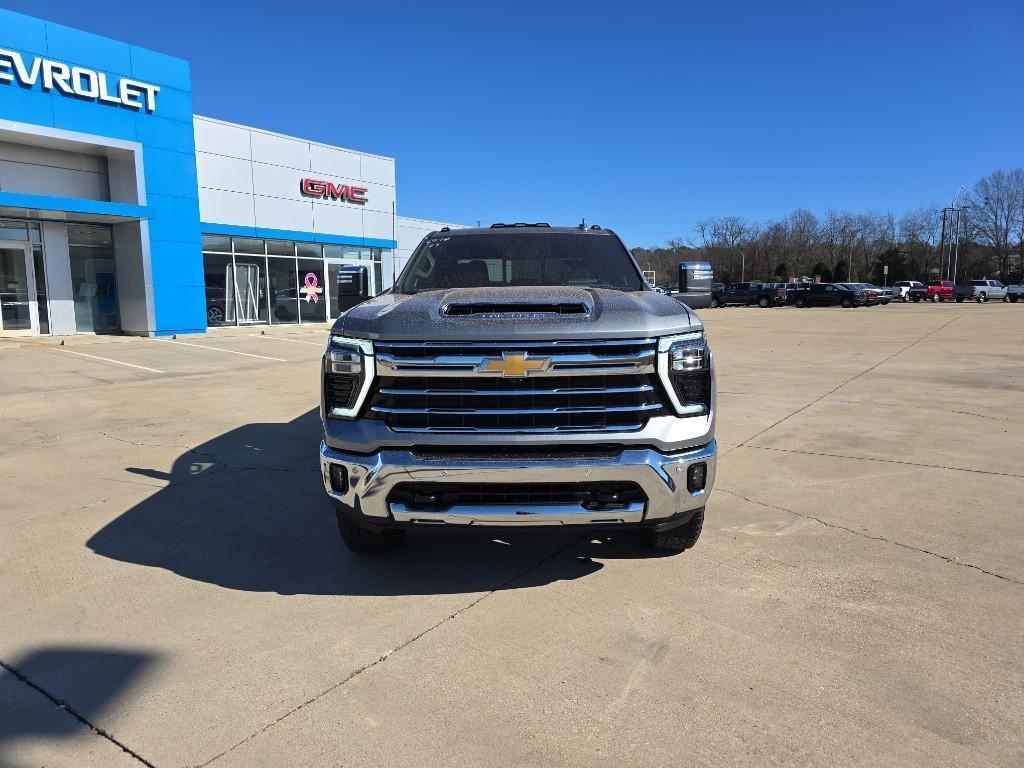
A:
926;280;955;302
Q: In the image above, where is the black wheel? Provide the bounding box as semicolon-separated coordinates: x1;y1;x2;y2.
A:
757;296;770;308
336;509;405;553
977;292;987;303
1011;296;1020;303
956;297;964;303
647;508;704;552
841;297;852;308
207;305;224;324
710;297;720;308
795;297;807;308
1003;295;1010;302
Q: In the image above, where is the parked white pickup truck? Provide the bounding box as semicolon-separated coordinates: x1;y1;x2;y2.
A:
954;279;1008;303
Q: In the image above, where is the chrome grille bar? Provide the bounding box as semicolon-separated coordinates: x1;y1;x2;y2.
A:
371;402;663;416
376;350;655;377
374;339;656;349
377;384;655;397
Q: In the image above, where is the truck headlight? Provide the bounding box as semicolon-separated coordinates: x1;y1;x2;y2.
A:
658;332;712;416
324;335;374;419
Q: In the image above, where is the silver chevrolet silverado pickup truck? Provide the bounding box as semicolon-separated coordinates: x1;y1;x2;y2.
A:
319;223;717;553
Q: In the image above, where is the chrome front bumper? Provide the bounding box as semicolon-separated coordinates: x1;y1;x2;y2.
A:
319;440;716;527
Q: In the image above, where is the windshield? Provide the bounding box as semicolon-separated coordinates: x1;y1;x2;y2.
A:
397;232;645;293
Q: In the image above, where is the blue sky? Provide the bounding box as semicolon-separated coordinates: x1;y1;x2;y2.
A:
8;0;1023;247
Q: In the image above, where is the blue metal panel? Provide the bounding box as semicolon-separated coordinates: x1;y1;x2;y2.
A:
200;222;398;250
0;76;54;125
151;284;206;335
148;195;201;243
43;20;133;77
0;10;48;57
146;86;193;123
0;192;149;219
148;239;204;286
50;92;138;141
142;148;199;198
134;115;196;153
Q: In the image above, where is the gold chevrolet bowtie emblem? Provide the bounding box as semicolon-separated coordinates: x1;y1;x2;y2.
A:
480;352;550;377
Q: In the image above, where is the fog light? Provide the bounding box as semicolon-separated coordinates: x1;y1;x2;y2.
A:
687;462;707;493
329;464;348;493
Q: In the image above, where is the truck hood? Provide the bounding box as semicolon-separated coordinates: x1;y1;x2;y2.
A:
332;287;700;341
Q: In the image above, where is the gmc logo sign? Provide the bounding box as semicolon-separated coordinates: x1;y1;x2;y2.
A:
300;178;368;204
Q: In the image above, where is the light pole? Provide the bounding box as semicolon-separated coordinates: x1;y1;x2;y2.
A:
950;186;966;282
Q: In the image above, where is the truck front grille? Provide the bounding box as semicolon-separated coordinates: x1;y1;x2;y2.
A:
370;339;667;433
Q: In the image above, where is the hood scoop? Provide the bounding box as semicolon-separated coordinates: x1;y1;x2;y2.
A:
442;301;590;317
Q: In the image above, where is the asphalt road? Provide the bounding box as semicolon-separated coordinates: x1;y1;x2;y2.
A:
1;303;1022;767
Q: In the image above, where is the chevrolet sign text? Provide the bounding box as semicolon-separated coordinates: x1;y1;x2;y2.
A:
0;49;160;112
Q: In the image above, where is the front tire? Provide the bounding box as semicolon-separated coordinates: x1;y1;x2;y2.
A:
710;297;720;308
795;297;807;308
758;296;770;308
841;297;852;308
336;510;405;553
647;508;704;552
977;292;987;303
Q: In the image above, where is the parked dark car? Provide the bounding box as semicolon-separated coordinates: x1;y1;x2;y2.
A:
839;283;880;305
793;283;866;308
711;282;785;308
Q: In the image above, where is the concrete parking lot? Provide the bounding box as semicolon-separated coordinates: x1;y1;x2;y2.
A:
1;303;1022;767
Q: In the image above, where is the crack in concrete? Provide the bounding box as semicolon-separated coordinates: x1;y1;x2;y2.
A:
722;314;964;457
99;432;194;450
741;444;1024;480
0;659;157;768
195;534;588;767
717;487;1022;586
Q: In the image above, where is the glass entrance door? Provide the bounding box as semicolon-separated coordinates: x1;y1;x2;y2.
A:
0;243;38;334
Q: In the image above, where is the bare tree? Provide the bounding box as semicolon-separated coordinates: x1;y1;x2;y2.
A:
967;168;1024;280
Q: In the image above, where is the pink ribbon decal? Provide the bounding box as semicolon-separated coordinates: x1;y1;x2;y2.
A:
301;272;322;303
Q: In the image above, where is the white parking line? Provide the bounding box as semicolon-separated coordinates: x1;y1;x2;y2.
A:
157;339;286;362
49;347;165;374
255;334;327;347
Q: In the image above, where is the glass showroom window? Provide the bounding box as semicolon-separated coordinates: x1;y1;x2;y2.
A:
201;234;377;326
267;256;297;324
298;257;326;323
68;224;119;333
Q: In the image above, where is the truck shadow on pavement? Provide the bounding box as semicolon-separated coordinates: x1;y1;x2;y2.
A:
87;410;670;596
0;647;155;767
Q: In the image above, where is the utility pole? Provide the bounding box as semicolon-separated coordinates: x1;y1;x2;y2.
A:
938;209;948;280
740;252;745;282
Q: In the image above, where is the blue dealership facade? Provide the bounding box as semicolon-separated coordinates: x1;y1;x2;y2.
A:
0;9;441;337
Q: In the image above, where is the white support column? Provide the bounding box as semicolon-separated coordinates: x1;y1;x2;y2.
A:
41;222;76;335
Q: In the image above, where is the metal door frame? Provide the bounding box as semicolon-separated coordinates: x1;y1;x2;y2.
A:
0;242;39;335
